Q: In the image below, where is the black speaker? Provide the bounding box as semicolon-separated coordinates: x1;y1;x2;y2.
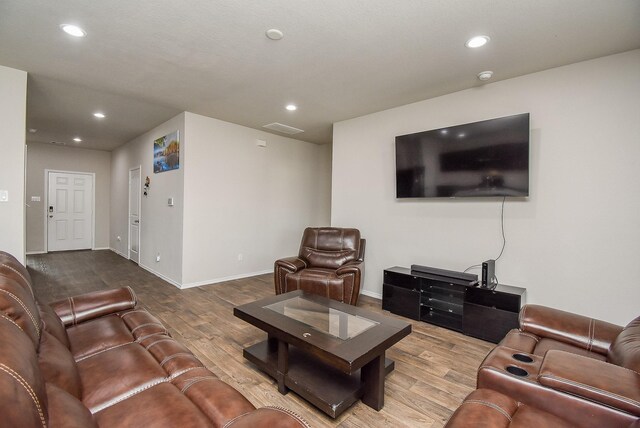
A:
481;259;495;288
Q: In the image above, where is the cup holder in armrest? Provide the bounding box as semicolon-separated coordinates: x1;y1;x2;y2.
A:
512;353;534;363
506;365;529;377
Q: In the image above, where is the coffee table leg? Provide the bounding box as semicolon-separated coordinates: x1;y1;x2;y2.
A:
361;353;385;410
277;340;289;395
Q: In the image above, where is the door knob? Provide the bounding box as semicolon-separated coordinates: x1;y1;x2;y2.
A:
134;220;139;224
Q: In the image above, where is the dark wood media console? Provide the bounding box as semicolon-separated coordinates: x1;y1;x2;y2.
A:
382;266;526;343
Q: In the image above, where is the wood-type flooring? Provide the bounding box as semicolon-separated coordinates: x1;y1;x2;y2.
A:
27;250;494;428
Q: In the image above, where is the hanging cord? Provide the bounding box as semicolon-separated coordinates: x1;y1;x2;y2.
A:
464;196;507;273
495;196;507;261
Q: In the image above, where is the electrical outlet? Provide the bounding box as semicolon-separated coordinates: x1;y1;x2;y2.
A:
237;253;243;262
117;236;121;241
156;253;161;262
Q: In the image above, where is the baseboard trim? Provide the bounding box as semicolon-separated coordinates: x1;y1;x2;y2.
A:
93;247;110;251
181;269;272;289
109;248;128;258
138;263;182;289
26;251;47;255
360;289;382;300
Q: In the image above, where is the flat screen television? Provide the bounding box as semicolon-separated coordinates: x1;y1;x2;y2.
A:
395;113;530;198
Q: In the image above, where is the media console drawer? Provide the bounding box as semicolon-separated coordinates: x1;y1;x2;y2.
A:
382;266;526;343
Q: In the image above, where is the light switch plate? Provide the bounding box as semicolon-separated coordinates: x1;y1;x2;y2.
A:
0;190;8;202
31;196;41;202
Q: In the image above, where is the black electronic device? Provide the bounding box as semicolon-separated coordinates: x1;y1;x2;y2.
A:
410;264;477;282
481;259;496;288
395;113;530;198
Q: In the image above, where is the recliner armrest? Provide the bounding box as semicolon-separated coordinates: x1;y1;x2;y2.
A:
274;257;307;273
519;304;623;354
538;350;640;416
49;286;137;326
336;260;364;277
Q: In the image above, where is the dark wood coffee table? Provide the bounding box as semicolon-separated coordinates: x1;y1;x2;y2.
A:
233;291;411;418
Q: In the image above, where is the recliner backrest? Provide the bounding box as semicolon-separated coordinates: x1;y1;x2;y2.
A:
608;315;640;372
298;227;361;269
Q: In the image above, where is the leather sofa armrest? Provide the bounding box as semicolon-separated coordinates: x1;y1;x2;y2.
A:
49;286;137;326
274;257;307;294
274;257;307;273
538;350;640;416
519;304;623;354
224;407;310;428
336;260;364;277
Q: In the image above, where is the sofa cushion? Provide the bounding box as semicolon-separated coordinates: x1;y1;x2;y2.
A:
93;382;218;427
77;342;168;412
38;330;82;398
0;316;48;428
609;316;640;372
445;389;575;428
0;275;42;346
45;383;97;428
67;315;135;361
285;267;346;301
0;251;35;298
298;227;360;269
499;329;607;361
39;303;70;348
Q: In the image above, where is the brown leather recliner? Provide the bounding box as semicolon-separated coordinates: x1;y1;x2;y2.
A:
274;227;365;305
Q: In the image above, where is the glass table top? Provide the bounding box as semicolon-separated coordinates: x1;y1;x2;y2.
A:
264;296;379;340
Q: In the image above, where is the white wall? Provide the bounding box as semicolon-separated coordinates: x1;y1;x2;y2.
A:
181;112;331;286
332;50;640;325
0;65;27;262
110;113;185;285
26;143;111;253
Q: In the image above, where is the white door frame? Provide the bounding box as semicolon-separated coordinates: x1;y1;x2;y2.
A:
128;166;142;262
44;169;96;253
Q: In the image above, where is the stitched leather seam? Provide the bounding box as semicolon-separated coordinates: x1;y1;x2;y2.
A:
135;331;169;342
0;289;40;337
0;313;24;332
69;297;77;326
160;352;196;366
539;374;640;407
92;378;169;414
516;331;540;342
180;376;218;393
120;309;151;318
144;338;175;350
0;363;46;427
0;264;35;298
463;399;513;421
126;286;137;306
74;342;134;362
131;322;165;334
262;406;311;428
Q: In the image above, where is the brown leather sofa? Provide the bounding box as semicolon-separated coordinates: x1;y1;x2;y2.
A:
274;227;365;305
446;304;640;427
0;251;308;428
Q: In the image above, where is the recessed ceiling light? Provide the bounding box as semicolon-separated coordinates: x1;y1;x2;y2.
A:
477;70;494;81
60;24;86;38
93;112;106;118
465;35;490;48
266;29;284;40
285;104;297;111
73;137;82;142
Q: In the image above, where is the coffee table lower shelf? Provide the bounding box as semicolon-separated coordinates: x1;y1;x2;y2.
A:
244;340;394;418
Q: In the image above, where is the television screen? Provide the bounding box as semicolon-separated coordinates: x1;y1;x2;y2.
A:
395;113;530;198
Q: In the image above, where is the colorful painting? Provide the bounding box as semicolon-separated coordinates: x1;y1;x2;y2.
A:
153;131;180;173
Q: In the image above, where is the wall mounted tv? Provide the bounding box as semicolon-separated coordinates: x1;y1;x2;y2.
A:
395;113;530;198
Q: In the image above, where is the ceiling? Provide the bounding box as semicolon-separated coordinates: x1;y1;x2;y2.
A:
1;1;639;150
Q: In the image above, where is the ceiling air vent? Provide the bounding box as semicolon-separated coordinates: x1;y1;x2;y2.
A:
263;122;304;135
50;141;66;146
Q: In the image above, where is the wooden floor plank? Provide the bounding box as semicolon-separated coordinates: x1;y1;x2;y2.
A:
27;250;492;427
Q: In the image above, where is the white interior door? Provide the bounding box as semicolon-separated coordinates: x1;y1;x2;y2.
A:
129;167;141;264
47;172;93;251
